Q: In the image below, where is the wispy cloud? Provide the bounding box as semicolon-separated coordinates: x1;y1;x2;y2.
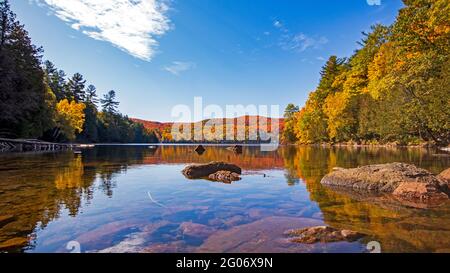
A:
273;20;283;28
279;33;328;52
163;61;196;75
273;20;328;53
33;0;171;61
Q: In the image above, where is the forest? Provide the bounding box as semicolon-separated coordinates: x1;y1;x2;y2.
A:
1;0;448;145
0;0;158;143
283;0;449;146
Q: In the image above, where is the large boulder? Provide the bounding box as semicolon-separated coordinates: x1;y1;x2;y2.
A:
321;163;449;204
438;168;450;194
182;162;242;179
438;168;450;183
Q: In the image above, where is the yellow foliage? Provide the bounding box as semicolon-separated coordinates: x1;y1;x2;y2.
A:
55;99;86;140
368;42;393;82
323;91;357;141
54;155;84;189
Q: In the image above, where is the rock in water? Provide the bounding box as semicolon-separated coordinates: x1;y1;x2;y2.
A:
286;226;364;244
321;163;449;205
438;168;450;183
182;162;242;179
227;145;243;154
208;171;241;184
195;145;206;155
438;168;450;194
179;222;215;238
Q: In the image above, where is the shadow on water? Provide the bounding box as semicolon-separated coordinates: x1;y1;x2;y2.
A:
0;145;449;252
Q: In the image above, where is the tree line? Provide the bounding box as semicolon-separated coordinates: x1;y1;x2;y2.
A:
0;0;158;143
283;0;449;146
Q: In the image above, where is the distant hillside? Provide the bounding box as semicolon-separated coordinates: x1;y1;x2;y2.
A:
131;116;285;142
131;118;173;132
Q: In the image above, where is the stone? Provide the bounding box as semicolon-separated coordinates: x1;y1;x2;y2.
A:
286;226;364;244
179;222;215;238
438;168;450;195
194;145;206;155
75;220;144;249
321;163;449;205
227;145;243;154
438;168;450;184
198;216;323;253
393;182;448;203
182;162;242;179
208;171;241;184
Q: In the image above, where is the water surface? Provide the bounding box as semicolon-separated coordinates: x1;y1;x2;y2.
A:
0;145;449;253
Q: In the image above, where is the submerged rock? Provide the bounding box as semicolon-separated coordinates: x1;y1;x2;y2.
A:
182;162;242;180
286;226;364;244
208;171;241;184
198;216;323;253
179;222;215;238
321;163;449;205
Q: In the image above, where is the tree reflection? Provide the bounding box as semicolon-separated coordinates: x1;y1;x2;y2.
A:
0;145;448;252
284;146;450;253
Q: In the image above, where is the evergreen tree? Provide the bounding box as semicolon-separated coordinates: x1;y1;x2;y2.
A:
316;56;345;101
44;60;67;101
85;84;99;105
0;1;158;144
282;104;299;143
66;73;86;103
284;104;299;119
101;90;120;114
78;84;99;142
0;0;53;137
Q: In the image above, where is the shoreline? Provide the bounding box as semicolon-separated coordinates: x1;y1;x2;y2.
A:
1;137;449;154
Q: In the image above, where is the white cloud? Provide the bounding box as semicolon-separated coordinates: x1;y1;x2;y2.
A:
279;33;328;52
272;20;327;53
316;56;326;61
163;61;196;75
34;0;171;61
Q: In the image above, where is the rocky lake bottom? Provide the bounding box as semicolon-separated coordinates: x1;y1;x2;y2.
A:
0;145;449;253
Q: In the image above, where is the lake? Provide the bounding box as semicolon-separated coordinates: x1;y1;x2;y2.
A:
0;145;449;253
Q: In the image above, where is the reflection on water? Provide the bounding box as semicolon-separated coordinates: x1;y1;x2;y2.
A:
0;146;449;253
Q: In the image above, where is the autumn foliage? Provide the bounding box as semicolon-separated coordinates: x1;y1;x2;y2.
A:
283;0;450;146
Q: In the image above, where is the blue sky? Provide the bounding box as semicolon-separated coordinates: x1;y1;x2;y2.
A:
12;0;403;122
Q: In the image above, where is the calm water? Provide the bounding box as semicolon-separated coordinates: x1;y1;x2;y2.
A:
0;145;449;253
